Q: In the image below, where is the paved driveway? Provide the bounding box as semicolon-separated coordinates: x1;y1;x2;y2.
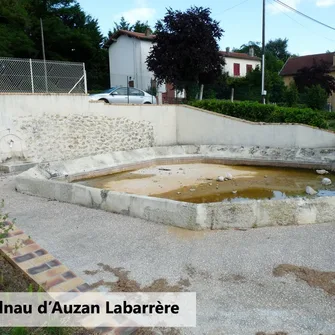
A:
1;173;335;335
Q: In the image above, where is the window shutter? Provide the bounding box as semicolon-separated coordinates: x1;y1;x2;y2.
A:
234;63;240;76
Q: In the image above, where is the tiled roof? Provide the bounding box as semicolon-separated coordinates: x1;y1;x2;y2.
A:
105;29;156;47
219;51;261;61
280;52;335;76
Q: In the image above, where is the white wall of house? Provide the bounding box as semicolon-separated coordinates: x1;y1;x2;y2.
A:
109;35;134;88
108;35;154;91
223;58;261;77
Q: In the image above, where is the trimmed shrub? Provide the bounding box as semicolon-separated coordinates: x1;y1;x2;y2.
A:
189;99;328;129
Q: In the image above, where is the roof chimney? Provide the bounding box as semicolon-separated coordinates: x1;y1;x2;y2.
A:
145;28;152;36
226;47;230;53
249;47;255;57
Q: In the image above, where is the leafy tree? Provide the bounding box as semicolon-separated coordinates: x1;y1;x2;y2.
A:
304;85;328;110
132;20;151;33
266;38;290;63
0;0;109;90
284;81;299;107
265;51;284;73
108;18;152;36
233;41;261;57
266;71;286;103
229;38;292;103
203;72;230;99
234;39;290;62
146;6;224;100
294;59;335;96
112;16;132;33
0;0;36;57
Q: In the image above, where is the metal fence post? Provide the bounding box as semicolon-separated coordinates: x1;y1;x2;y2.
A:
83;63;87;94
29;59;34;93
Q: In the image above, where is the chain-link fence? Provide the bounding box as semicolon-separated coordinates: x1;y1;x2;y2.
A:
0;57;87;94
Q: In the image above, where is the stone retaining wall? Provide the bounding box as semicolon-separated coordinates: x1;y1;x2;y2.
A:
1;94;335;164
13;114;154;162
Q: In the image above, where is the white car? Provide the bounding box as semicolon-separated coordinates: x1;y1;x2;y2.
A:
89;87;157;104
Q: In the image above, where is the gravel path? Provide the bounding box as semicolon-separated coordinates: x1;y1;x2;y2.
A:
1;172;335;335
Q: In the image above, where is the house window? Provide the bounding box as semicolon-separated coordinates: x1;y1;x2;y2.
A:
246;64;253;73
233;63;240;76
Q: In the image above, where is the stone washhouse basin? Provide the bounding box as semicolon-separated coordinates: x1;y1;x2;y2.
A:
15;145;335;230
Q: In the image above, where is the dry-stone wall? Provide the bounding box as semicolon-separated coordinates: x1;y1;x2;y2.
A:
12;114;154;162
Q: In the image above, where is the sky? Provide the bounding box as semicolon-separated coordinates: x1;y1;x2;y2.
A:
77;0;335;56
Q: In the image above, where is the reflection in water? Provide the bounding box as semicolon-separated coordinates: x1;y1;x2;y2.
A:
73;163;335;204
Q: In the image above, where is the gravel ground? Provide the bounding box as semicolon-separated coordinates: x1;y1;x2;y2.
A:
1;172;335;335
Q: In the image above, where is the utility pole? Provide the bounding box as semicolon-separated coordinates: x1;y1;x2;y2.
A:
261;0;266;104
40;18;48;93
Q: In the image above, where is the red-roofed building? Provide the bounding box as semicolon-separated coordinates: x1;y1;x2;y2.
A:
219;48;261;77
105;30;261;101
280;52;335;110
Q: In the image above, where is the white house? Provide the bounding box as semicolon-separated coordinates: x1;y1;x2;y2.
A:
106;30;261;100
106;29;155;91
220;48;261;77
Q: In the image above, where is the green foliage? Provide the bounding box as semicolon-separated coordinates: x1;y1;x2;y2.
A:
7;327;70;335
233;38;290;62
266;38;290;62
109;17;152;35
0;0;109;90
294;59;335;95
203;72;231;99
284;81;299;107
304;85;328;110
146;6;224;100
132;20;151;33
267;71;286;103
0;199;14;245
233;41;261;57
9;327;28;335
229;38;290;104
189;99;328;129
112;16;132;33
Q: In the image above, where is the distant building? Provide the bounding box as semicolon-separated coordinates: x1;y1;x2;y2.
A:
105;31;261;101
220;48;261;77
279;52;335;111
106;29;184;102
105;29;155;91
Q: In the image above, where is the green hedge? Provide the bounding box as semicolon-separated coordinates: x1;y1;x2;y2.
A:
188;99;328;129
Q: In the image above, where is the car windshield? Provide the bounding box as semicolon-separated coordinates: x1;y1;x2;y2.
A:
100;87;117;94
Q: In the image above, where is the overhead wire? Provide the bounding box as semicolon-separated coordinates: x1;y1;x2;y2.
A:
212;0;251;18
269;0;335;42
221;0;251;13
272;0;335;31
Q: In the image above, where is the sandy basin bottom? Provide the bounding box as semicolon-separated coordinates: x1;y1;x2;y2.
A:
74;163;335;203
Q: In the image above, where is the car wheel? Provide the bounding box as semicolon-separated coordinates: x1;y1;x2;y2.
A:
99;99;109;103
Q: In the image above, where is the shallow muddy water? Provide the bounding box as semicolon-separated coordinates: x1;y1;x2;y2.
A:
74;163;335;203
